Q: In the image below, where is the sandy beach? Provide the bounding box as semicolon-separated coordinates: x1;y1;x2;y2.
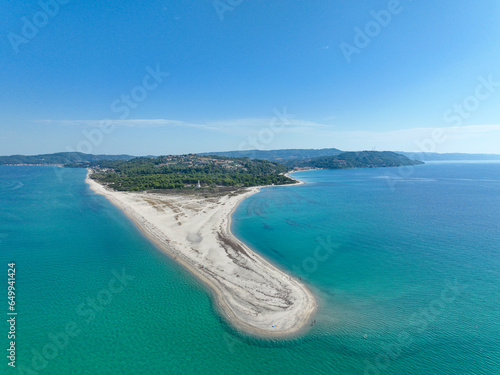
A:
283;171;306;185
86;171;316;337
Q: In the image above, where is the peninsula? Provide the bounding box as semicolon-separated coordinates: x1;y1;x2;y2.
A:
11;150;424;336
79;151;424;336
86;155;316;337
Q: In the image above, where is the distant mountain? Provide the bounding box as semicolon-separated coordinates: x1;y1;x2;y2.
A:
200;148;343;162
285;151;424;169
202;148;500;163
398;152;500;161
0;152;136;166
4;149;495;169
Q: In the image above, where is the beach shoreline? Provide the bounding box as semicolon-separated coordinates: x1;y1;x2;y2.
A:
86;170;317;338
283;171;306;186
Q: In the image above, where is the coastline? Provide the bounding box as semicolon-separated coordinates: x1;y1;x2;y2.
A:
283;171;306;185
86;170;317;338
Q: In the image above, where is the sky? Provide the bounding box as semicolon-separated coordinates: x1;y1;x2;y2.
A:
1;0;500;156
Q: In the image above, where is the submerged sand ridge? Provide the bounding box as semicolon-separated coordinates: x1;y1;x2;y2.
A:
86;171;316;337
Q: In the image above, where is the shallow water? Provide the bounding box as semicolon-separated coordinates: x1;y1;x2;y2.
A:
1;163;499;374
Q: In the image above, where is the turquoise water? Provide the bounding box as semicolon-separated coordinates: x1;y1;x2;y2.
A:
1;163;499;374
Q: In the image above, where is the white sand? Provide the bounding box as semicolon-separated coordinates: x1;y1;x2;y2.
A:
86;171;316;337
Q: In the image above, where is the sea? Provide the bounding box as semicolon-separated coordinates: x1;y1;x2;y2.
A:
1;162;499;375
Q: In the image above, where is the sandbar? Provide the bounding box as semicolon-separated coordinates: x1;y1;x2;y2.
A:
86;170;316;337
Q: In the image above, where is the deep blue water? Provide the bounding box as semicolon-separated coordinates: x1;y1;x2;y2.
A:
1;162;499;374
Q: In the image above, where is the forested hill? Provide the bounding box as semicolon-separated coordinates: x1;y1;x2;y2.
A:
0;152;135;165
3;150;497;167
200;148;343;162
89;154;294;191
87;152;423;191
285;151;424;169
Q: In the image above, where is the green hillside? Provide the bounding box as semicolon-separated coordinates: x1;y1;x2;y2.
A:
89;154;294;191
285;151;424;169
200;148;343;162
0;152;135;165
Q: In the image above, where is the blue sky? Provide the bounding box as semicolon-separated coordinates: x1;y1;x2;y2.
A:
1;0;500;155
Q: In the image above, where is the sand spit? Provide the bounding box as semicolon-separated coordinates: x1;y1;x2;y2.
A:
86;171;316;337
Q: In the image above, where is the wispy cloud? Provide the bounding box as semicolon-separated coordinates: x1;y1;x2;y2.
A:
308;124;500;153
36;117;328;134
36;118;204;129
35;118;500;153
